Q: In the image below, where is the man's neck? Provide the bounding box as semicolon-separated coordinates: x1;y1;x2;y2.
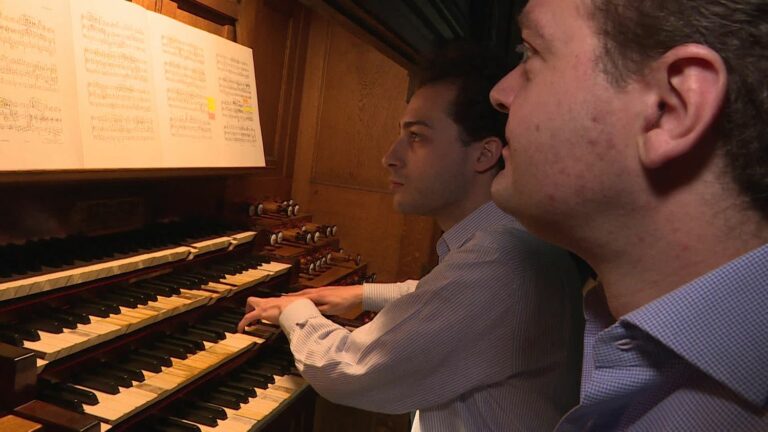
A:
433;189;493;232
585;201;768;319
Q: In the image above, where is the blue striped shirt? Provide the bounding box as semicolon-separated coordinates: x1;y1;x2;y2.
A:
280;201;583;431
556;244;768;431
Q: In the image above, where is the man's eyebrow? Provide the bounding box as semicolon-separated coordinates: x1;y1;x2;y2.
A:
400;120;433;130
518;8;547;42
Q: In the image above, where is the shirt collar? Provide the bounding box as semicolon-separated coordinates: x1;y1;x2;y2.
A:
436;201;522;260
621;243;768;408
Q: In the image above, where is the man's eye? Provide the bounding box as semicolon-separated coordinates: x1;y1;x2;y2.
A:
408;132;421;141
515;43;534;63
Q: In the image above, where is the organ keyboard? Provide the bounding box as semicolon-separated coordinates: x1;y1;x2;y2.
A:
0;221;257;302
1;200;369;432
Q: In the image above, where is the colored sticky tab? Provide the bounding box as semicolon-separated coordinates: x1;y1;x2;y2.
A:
207;97;216;112
242;105;254;113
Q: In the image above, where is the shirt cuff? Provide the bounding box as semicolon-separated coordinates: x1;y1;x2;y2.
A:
279;298;322;339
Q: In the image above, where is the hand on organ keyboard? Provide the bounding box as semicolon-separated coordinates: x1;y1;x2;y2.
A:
283;284;363;315
238;296;305;331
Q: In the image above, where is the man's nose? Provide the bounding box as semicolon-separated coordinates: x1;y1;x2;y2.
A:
489;69;520;113
382;138;403;169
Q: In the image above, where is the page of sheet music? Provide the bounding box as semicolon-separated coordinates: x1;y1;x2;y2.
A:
212;36;266;167
148;13;219;167
150;14;265;168
0;0;83;170
70;0;160;168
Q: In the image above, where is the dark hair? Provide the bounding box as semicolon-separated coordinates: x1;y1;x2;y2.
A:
414;41;510;169
590;0;768;216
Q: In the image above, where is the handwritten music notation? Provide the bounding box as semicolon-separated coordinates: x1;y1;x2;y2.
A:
0;55;59;92
162;35;204;66
0;96;63;143
91;113;154;143
0;11;55;56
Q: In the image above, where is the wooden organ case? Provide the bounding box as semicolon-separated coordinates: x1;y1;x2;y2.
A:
0;0;381;430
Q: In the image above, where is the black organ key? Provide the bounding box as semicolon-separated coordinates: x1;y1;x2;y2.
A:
213;387;249;403
109;364;145;382
25;318;64;334
202;392;241;409
174;407;218;427
45;309;88;327
99;292;140;308
85;297;124;313
147;343;188;360
73;375;120;395
39;392;85;413
243;367;277;382
189;324;226;340
96;368;133;388
167;334;205;351
234;373;269;389
187;400;227;420
119;287;154;303
220;382;256;398
144;281;182;295
136;349;173;367
0;329;24;346
41;380;99;405
133;283;174;298
0;323;40;342
124;355;163;373
204;319;237;333
159;338;197;355
153;417;202;432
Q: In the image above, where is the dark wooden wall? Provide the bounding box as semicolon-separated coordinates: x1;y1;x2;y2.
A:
291;12;439;283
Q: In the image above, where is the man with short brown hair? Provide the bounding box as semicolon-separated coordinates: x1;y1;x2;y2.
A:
490;0;768;430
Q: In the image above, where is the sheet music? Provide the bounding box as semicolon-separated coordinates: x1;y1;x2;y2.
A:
149;13;218;167
1;0;265;171
70;0;159;168
212;37;265;167
0;0;82;170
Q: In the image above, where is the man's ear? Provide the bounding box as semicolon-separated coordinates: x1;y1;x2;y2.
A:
638;43;727;169
474;137;503;173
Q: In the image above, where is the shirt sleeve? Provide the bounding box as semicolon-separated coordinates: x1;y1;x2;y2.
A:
279;228;580;414
362;280;418;311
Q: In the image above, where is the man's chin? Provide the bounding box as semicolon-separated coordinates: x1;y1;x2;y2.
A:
491;183;517;216
392;196;428;216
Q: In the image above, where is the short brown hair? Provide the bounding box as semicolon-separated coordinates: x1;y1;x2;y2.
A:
591;0;768;216
415;41;510;170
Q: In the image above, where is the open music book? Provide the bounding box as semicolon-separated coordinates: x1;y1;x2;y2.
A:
0;0;265;170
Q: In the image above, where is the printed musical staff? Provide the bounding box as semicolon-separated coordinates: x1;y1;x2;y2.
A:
0;96;64;142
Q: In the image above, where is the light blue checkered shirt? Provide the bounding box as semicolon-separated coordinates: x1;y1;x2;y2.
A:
281;202;584;431
556;244;768;431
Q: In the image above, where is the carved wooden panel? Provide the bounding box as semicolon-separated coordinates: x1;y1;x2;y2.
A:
311;25;409;191
292;13;438;283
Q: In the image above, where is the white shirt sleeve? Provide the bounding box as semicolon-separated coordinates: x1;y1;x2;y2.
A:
362;280;418;311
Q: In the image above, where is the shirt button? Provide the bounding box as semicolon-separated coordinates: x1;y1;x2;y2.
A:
615;338;635;350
